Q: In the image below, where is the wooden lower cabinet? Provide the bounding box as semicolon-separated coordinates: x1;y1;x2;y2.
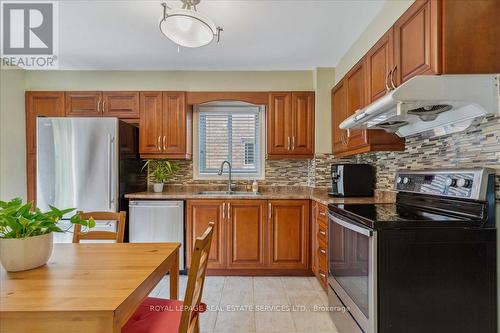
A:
186;200;226;269
312;201;329;290
268;200;309;270
226;200;267;269
186;199;309;273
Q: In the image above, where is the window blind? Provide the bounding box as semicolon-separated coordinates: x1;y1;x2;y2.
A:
198;106;262;176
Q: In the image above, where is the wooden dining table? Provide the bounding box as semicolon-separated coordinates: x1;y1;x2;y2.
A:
0;243;180;333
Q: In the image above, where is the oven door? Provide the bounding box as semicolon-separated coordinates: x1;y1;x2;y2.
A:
328;213;377;333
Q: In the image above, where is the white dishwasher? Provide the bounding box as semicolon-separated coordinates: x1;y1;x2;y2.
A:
129;200;184;270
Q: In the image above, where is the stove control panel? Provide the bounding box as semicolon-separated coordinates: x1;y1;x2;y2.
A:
394;169;494;201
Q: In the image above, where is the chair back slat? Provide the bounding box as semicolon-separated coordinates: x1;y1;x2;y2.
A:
72;211;126;243
179;222;215;333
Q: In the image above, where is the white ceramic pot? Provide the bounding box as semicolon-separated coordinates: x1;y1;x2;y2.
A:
153;183;164;193
0;233;53;272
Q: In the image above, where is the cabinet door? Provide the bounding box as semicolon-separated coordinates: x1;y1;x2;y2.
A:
226;200;267;269
345;61;368;150
291;92;314;156
331;81;348;155
366;29;394;103
65;92;102;116
27;153;37;207
267;93;292;157
268;200;309;269
186;200;225;269
25;92;65;154
102;92;139;118
162;92;188;157
393;0;440;86
139;92;163;155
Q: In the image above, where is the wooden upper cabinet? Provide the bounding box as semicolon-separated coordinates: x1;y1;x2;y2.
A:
65;92;102;116
331;81;348;155
393;0;440;86
102;92;139;118
226;200;267;269
267;92;292;156
291;92;314;156
268;200;309;269
186;200;226;269
344;61;368;150
366;28;394;103
139;92;163;154
139;92;191;159
267;92;314;159
441;0;500;74
26;92;65;154
162;92;189;158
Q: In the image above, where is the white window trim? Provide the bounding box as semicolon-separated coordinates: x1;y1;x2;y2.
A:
193;101;266;181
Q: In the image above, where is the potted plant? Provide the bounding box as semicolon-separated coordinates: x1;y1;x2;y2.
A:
0;198;94;272
143;159;179;193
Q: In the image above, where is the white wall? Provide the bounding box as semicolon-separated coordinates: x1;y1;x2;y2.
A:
0;68;26;201
334;0;414;83
314;68;335;154
25;70;314;91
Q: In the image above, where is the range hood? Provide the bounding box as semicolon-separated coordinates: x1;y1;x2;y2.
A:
339;74;499;137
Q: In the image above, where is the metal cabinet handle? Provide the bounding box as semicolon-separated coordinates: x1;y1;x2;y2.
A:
97;100;102;112
291;136;295;151
287;136;291;151
102;101;106;113
319;272;326;278
319;211;326;217
163;136;166;150
222;203;226;219
157;136;161;151
227;202;231;220
320;249;326;255
268;202;272;220
385;69;393;92
319;230;326;236
390;66;397;90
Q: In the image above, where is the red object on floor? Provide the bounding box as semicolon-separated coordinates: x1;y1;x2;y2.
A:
122;298;207;333
122;298;183;333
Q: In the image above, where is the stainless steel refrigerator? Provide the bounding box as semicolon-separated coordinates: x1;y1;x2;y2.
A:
36;117;145;242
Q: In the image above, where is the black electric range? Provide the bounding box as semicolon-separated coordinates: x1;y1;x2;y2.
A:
326;168;497;333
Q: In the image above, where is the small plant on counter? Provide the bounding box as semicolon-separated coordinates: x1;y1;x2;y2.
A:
142;159;180;193
0;198;95;272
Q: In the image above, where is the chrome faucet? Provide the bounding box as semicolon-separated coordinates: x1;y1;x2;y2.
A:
218;160;233;193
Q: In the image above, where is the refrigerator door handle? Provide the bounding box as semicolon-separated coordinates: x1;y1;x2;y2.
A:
107;134;115;210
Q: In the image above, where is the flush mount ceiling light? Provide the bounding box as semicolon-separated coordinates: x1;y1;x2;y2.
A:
159;0;223;48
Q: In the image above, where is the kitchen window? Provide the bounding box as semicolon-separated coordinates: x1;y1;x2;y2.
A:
193;102;265;180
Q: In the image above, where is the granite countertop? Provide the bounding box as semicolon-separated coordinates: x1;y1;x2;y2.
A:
125;185;396;205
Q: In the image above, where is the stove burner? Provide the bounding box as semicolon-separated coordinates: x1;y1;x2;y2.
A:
407;104;452;121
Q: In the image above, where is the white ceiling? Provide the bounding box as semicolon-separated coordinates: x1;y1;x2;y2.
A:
58;0;386;70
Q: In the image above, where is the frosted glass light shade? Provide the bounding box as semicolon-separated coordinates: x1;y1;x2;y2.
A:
160;9;217;48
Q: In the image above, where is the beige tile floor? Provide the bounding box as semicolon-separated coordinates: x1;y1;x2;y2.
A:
150;275;342;333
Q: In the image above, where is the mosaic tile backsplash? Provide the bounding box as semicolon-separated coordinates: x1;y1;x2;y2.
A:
161;115;500;200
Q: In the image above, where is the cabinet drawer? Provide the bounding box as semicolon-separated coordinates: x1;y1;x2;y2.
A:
317;245;327;272
317;268;328;288
317;223;327;245
316;203;328;226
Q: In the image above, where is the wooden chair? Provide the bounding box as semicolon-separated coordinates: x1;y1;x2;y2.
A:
122;222;215;333
72;211;126;243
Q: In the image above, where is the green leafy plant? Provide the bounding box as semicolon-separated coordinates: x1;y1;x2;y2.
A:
0;198;95;239
142;159;180;184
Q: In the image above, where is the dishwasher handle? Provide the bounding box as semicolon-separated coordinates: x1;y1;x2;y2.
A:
129;200;183;208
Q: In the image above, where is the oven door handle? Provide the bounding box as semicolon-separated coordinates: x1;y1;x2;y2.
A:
329;213;373;236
